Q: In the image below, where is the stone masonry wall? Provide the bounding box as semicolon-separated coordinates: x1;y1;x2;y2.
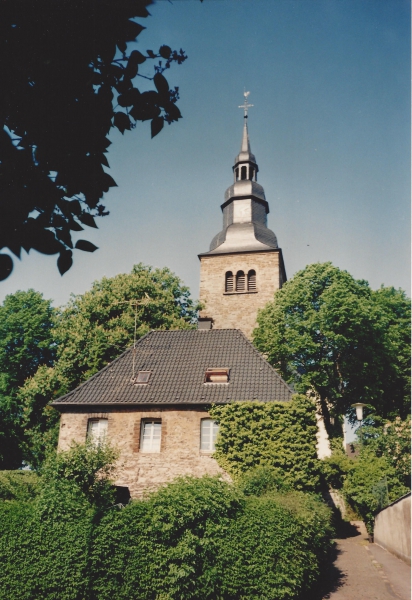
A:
199;250;284;338
58;406;227;498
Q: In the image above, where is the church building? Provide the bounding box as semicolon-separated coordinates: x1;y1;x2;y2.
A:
51;96;295;497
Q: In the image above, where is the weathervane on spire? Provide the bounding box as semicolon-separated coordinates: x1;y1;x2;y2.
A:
239;91;253;118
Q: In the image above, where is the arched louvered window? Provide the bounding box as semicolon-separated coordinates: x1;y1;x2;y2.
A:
249;167;254;181
235;168;239;181
225;271;234;292
241;165;247;180
248;269;257;291
236;270;245;291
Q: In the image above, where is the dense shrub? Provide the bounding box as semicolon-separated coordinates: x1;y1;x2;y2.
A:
343;448;409;533
90;476;244;600
219;491;332;600
321;450;353;490
320;417;411;533
0;470;38;501
0;465;333;599
0;442;119;600
237;465;291;496
90;476;332;600
210;395;322;492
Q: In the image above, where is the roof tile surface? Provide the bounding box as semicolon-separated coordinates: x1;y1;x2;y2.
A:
51;329;293;406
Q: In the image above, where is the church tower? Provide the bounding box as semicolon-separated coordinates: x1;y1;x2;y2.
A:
198;94;286;339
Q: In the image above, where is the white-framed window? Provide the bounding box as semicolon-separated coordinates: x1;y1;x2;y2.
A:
87;418;108;445
140;420;161;452
200;418;219;452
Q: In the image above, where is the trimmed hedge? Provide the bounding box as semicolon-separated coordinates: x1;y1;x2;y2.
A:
0;475;333;600
0;470;38;501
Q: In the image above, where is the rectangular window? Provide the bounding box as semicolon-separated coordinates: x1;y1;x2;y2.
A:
87;418;108;445
140;420;161;452
200;419;219;452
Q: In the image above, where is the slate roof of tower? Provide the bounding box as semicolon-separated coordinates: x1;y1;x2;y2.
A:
51;329;293;407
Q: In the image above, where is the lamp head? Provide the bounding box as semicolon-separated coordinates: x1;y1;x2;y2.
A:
351;403;367;421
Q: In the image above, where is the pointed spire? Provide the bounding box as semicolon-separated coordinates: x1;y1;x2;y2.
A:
235;91;256;167
202;93;279;255
241;119;251;153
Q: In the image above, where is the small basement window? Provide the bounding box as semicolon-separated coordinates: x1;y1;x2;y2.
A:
134;371;152;384
204;368;230;384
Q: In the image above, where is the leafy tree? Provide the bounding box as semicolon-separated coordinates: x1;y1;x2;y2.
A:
371;286;411;419
0;290;55;468
254;262;411;429
19;263;199;467
0;0;187;280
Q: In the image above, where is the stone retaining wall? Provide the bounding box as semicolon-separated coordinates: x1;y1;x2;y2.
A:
374;493;411;565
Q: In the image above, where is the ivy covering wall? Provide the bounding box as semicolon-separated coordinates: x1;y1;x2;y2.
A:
210;394;322;492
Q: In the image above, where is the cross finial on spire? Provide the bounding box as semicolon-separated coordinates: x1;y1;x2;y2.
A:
238;90;253;118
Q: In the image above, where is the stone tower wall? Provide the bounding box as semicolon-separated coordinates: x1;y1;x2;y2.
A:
199;250;285;339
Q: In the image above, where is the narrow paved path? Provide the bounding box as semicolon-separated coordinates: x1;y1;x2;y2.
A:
309;522;411;600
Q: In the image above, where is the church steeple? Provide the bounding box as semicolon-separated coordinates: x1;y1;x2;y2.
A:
198;93;286;339
205;92;278;254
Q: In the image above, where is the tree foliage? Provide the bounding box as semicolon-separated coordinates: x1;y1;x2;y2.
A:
0;290;55;468
0;0;187;279
254;262;411;427
19;263;198;468
210;395;322;492
357;415;411;489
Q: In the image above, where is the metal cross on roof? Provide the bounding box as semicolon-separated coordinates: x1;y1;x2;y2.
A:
238;91;253;118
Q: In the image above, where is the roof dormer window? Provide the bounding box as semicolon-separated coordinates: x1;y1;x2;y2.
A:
204;368;230;384
134;370;152;384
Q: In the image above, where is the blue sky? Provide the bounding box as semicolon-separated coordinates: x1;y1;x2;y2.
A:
0;0;410;307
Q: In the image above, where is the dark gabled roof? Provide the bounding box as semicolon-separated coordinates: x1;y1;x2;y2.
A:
51;329;293;407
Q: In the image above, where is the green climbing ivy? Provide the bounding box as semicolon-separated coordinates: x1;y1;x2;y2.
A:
210;395;322;492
